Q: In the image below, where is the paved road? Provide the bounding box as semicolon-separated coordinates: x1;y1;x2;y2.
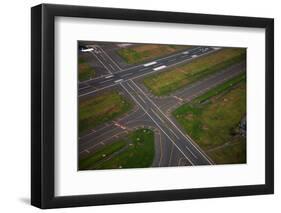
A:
78;46;219;97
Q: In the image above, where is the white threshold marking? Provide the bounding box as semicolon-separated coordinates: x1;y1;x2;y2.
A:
153;65;167;71
144;61;157;67
81;48;93;52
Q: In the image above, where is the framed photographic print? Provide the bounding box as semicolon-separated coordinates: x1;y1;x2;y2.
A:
31;3;274;209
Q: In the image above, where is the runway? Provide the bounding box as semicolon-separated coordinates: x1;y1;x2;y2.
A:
78;46;218;97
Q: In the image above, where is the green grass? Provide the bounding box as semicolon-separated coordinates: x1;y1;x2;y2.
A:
117;44;189;64
79;91;133;135
78;57;95;81
143;48;246;96
173;73;246;164
79;129;155;170
208;137;246;164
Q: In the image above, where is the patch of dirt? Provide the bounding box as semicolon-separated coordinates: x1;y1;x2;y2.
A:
185;113;194;121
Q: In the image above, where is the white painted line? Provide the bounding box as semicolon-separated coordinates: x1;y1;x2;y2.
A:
139;67;148;72
78;85;91;90
120;83;194;165
126;83;146;104
79;84;116;97
186;146;198;159
168;145;174;166
122;72;133;77
99;53;107;61
168;58;177;62
153;65;167;71
169;128;180;139
99;79;113;84
114;79;124;83
81;48;94;52
151;109;165;123
109;64;115;71
144;61;157;67
105;74;114;79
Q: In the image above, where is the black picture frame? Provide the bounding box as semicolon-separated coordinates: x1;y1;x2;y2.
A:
31;3;274;209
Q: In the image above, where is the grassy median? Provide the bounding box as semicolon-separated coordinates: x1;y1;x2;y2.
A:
79;128;155;170
78;57;95;81
173;73;246;164
143;48;246;96
79;91;132;135
117;44;189;64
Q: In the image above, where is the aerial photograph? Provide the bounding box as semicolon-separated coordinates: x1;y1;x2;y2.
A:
78;41;246;171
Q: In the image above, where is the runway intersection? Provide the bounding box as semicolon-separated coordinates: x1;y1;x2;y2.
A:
78;42;246;169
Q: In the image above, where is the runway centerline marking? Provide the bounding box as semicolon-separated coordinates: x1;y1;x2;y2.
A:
99;79;113;84
122;72;133;77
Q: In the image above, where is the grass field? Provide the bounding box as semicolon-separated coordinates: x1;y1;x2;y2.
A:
173;73;246;164
117;44;189;64
143;48;246;96
79;91;133;135
78;57;95;81
79;128;155;170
